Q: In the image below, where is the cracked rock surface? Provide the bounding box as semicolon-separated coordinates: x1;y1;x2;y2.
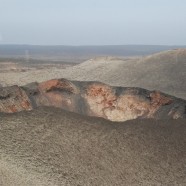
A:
0;78;185;122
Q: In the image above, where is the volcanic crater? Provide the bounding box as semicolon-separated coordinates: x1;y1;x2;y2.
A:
0;78;185;122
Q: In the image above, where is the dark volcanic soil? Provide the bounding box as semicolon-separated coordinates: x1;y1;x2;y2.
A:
0;107;186;186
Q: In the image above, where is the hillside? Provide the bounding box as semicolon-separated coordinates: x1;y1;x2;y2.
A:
0;49;185;100
61;49;186;99
0;107;186;186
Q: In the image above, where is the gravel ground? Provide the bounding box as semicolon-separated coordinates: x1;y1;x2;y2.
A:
0;107;186;186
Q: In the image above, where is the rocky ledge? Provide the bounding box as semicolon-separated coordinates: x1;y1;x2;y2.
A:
0;78;185;121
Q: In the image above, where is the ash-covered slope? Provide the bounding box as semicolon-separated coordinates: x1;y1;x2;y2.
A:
1;49;185;99
0;79;185;121
60;49;186;99
0;107;186;186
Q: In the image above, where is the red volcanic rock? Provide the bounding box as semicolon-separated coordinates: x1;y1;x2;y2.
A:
150;91;173;107
0;85;32;113
38;79;78;94
84;85;181;121
0;79;186;122
35;79;79;112
85;84;117;113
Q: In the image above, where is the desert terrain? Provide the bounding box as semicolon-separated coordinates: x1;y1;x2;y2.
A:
0;45;186;186
0;48;186;99
0;107;186;186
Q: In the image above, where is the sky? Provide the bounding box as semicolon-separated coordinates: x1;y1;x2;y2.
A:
0;0;186;45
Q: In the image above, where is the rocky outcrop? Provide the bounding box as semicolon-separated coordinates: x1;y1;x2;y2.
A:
0;85;32;113
0;78;186;121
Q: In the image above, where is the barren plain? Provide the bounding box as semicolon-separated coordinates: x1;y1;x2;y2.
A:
0;47;186;186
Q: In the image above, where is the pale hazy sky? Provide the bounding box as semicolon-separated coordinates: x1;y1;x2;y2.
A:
0;0;186;45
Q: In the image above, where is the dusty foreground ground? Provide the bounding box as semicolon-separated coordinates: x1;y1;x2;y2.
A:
0;107;186;186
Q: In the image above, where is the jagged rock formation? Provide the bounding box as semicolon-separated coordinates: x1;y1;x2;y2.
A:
0;78;186;121
0;85;32;113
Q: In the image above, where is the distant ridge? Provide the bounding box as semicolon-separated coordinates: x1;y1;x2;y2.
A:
0;44;186;62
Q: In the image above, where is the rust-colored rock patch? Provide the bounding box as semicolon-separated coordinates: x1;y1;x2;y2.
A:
38;79;78;94
150;91;173;107
0;79;185;121
0;86;32;113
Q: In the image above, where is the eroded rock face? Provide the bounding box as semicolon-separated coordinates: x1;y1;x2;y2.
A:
0;85;32;113
0;78;186;121
83;84;185;121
